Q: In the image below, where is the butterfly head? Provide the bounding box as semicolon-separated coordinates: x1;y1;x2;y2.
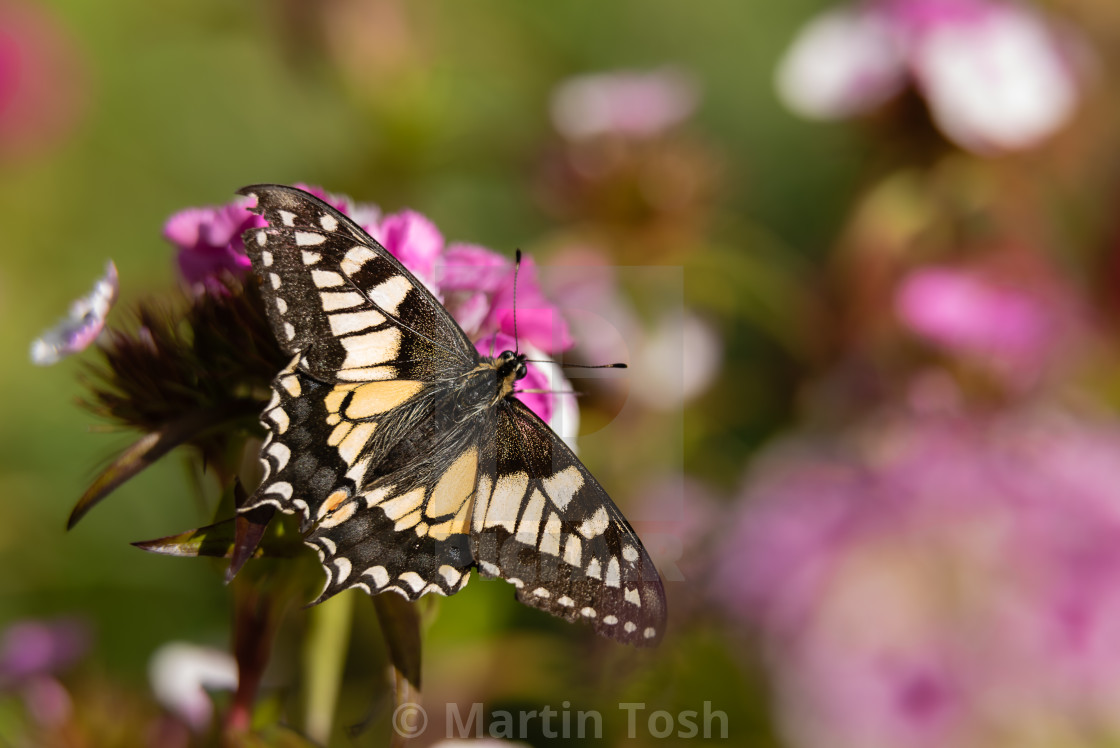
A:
496;349;529;382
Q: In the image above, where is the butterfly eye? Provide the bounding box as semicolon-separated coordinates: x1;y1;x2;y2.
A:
515;362;528;380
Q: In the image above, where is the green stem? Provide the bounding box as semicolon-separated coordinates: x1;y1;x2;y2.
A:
303;591;354;744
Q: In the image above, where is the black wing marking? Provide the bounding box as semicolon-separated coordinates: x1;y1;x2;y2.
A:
470;399;667;646
239;184;476;383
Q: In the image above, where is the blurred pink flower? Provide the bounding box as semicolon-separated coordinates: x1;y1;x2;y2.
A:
776;0;1083;153
550;66;700;140
894;263;1079;386
371;209;443;291
440;245;573;354
0;618;90;689
165;184;364;288
164;200;262;288
0;1;87;161
720;410;1120;747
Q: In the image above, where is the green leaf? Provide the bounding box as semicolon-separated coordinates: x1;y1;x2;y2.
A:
67;403;258;529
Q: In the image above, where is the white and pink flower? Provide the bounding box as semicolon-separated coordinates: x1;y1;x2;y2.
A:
776;0;1085;153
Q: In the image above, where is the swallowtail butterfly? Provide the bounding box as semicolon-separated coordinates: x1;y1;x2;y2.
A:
239;185;666;646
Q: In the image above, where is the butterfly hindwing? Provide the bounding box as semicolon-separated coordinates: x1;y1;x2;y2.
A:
471;399;667;646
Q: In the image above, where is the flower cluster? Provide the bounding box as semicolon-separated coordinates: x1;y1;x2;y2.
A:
776;0;1084;153
719;410;1120;748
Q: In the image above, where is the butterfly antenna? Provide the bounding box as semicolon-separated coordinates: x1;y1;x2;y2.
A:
523;359;628;369
512;249;522;354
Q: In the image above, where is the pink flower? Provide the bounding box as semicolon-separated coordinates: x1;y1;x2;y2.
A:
440;245;573;354
370;210;443;291
550;67;700;140
776;0;1083;153
0;1;86;162
720;411;1120;747
894;262;1079;387
164;200;262;287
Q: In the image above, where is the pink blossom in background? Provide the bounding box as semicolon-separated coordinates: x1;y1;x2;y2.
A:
550;66;700;140
0;1;87;162
894;263;1079;386
440;245;573;354
719;411;1120;748
370;209;443;291
776;0;1083;153
165;184;369;288
0;617;91;729
164;200;262;287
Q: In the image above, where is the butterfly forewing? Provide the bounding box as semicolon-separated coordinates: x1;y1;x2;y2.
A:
471;399;667;646
240;184;667;646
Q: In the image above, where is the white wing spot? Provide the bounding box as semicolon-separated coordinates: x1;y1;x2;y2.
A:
622;545;639;563
329;309;385;336
278;210;296;226
485;472;529;532
624;622;637;633
301;250;321;265
265;481;292;499
532;587;550;598
578;507;610;539
557;595;575;607
321;291;365;311
515;489;546;546
369;275;411;315
399;571;425;593
603;615;618;625
296;232;325;247
261;250;273;266
311;270;345;288
479;560;500;577
580;607;597;618
320;213;338;231
283;322;295;340
539;512;562;557
333;557;352;584
319;537;336;554
267;407;290;434
606;557;621;588
365;566;390;588
586;558;602;580
341;327;401;369
439;565;462;588
269;273;281;290
542;466;583;511
267;442;291;471
563;535;582;567
624;588;641;607
644;627;656;639
275;297;287;314
255;230;267;246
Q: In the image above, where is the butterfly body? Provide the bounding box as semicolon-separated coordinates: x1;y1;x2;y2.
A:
239;185;666;645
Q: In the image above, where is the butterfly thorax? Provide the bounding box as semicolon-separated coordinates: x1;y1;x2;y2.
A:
476;349;528;405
